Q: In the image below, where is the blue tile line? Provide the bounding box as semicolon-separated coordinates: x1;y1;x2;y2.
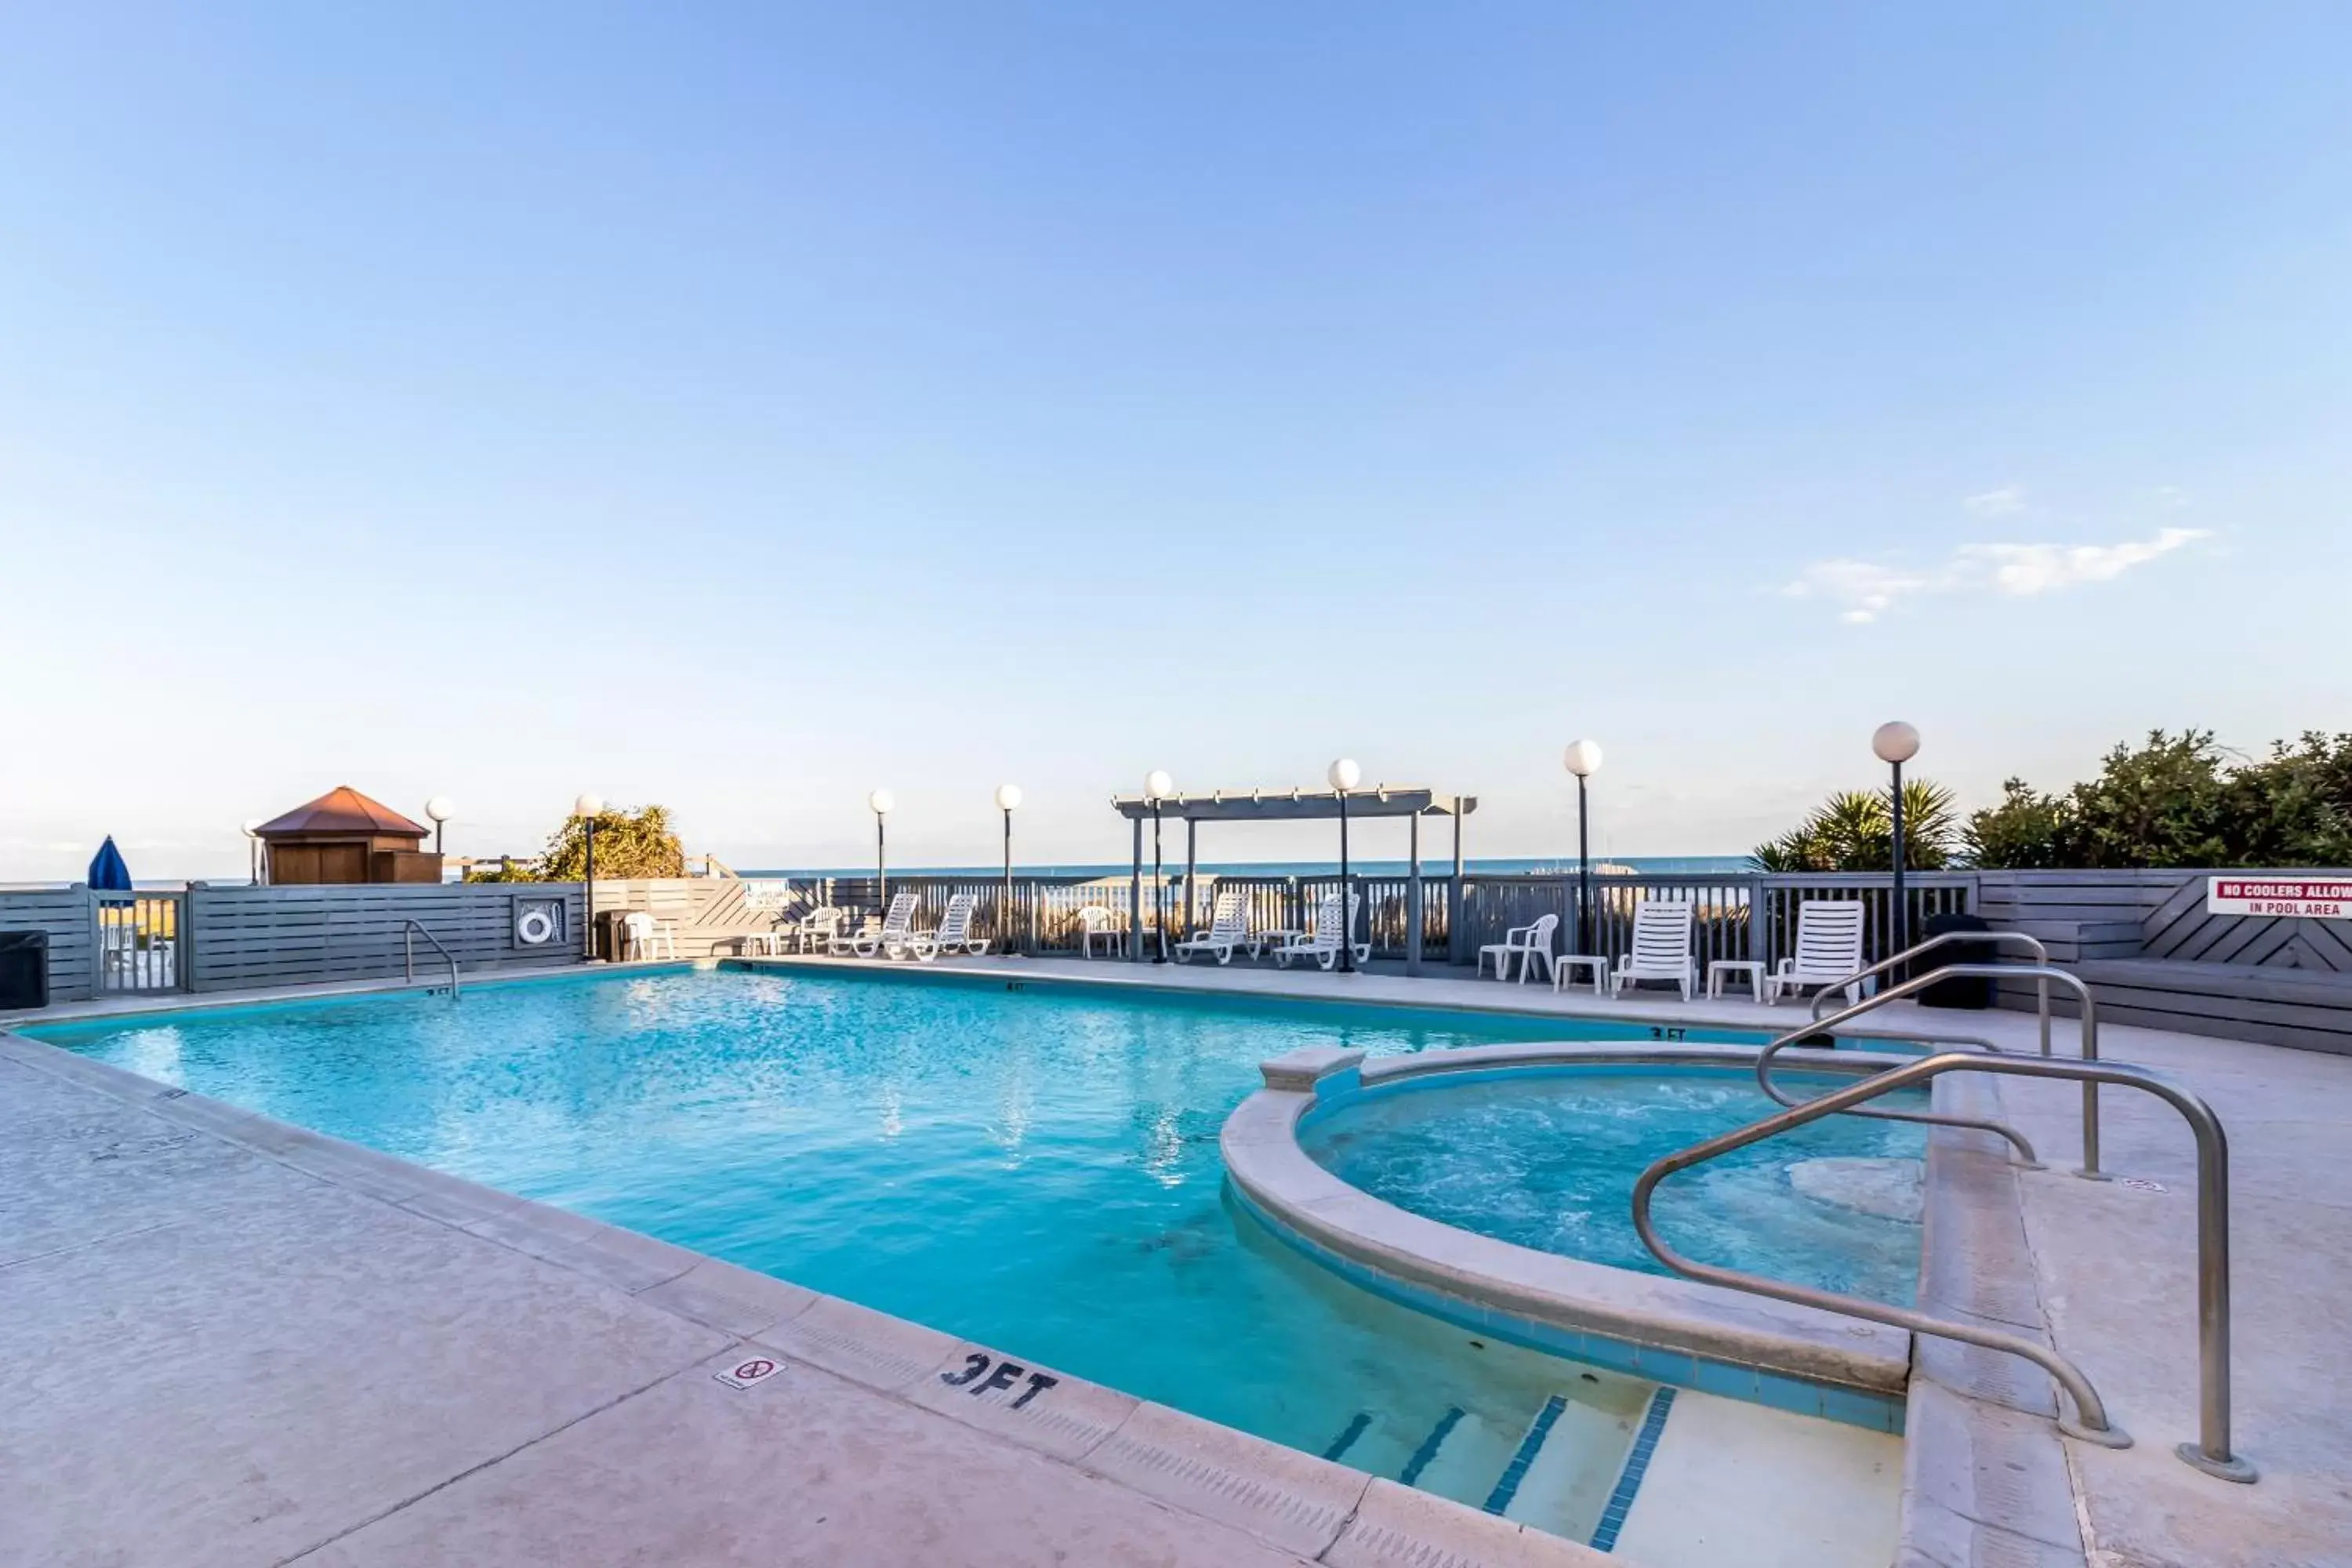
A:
1588;1386;1676;1554
1482;1394;1567;1515
1397;1406;1464;1488
1322;1411;1372;1463
1224;1181;1905;1434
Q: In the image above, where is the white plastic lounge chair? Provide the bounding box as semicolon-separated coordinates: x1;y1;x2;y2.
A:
1076;904;1125;958
1765;901;1867;1006
835;891;918;957
1611;900;1695;999
905;893;990;962
1272;893;1369;971
1476;913;1558;984
1174;891;1252;965
620;911;677;961
785;905;845;953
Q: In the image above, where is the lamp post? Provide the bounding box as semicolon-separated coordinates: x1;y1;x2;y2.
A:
995;783;1022;955
574;793;604;960
1327;758;1361;973
869;790;895;909
241;818;264;886
425;797;454;858
1563;740;1602;956
1872;722;1921;958
1144;770;1173;962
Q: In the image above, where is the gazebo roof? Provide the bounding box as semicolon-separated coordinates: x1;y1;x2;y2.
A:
1109;786;1475;823
254;785;430;840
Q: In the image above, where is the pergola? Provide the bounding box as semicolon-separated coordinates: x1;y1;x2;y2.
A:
1109;786;1478;975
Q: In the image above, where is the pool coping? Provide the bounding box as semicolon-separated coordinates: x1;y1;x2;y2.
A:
722;951;2002;1049
1220;1041;1919;1418
0;1021;1607;1566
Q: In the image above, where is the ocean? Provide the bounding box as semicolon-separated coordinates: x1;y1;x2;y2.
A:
736;855;1754;880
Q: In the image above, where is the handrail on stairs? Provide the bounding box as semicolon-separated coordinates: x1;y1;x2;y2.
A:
402;920;460;997
1769;962;2107;1178
1807;927;2058;1057
1632;1049;2256;1483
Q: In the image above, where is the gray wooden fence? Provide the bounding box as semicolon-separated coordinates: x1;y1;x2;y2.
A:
0;887;98;1002
8;868;2348;1053
187;884;585;990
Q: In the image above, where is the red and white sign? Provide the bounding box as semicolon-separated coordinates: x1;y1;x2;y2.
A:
713;1356;783;1391
2205;878;2352;920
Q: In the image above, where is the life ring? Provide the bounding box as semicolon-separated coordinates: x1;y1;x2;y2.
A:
516;906;557;946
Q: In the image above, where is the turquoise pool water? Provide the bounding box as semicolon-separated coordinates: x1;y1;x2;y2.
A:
1301;1071;1925;1306
31;967;1901;1528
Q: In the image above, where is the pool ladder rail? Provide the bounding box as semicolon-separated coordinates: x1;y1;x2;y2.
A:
1632;932;2257;1485
402;920;461;998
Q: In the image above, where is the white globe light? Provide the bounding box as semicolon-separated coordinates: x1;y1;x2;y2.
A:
869;789;895;815
1871;721;1922;765
1563;739;1603;779
573;793;604;818
1327;757;1362;793
1144;769;1174;801
425;796;455;823
995;783;1023;812
241;818;263;838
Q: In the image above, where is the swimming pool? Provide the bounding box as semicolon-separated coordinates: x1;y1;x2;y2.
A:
29;966;1902;1544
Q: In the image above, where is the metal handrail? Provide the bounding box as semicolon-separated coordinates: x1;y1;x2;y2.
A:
1769;964;2107;1177
1808;928;2056;1057
402;920;460;997
1632;1049;2256;1483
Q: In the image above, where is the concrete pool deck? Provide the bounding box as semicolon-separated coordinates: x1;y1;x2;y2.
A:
6;952;2348;1566
0;1025;1599;1568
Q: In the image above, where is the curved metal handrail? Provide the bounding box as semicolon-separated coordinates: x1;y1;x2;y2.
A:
1767;964;2105;1177
1632;1049;2256;1483
402;920;460;997
1808;928;2056;1058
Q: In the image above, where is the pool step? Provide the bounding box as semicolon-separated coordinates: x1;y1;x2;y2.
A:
1327;1386;1648;1549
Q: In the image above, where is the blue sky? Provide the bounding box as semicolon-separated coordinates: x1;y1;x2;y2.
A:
4;3;2347;880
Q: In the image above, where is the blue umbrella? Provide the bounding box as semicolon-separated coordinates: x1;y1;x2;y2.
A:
88;836;133;891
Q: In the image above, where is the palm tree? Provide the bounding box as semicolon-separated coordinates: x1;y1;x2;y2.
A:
1752;780;1958;872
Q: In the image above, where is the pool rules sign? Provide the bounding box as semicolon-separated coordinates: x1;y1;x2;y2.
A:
2205;877;2352;920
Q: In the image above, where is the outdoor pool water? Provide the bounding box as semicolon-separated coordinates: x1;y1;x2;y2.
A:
30;968;1905;1536
1301;1070;1926;1307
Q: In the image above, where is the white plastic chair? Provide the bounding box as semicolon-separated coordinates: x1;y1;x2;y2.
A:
905;893;990;961
1765;901;1867;1006
1076;904;1126;958
836;891;919;957
620;911;677;961
1476;913;1558;984
1174;891;1252;965
1612;900;1696;1000
1272;893;1369;971
786;906;845;953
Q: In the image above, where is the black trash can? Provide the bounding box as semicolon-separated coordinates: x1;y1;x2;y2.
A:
0;930;50;1011
1917;910;1994;1008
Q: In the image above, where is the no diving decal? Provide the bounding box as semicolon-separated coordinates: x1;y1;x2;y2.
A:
940;1352;1059;1410
715;1355;785;1390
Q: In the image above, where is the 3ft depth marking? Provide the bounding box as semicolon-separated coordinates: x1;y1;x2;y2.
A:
941;1352;1058;1410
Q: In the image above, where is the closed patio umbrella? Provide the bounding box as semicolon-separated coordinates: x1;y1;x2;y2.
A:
87;836;133;891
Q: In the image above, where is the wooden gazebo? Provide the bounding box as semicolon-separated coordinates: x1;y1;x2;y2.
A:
252;786;440;885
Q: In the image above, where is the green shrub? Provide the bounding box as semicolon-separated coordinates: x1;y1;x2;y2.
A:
1963;731;2352;868
463;804;687;881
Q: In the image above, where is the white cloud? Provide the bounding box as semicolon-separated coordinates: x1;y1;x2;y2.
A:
1963;486;2027;517
1958;528;2207;596
1784;526;2210;624
1780;560;1937;624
